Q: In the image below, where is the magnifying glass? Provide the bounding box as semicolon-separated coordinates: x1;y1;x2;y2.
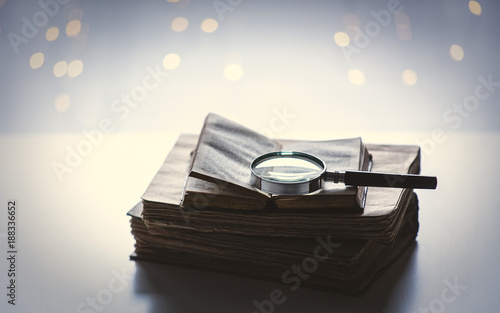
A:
250;151;437;195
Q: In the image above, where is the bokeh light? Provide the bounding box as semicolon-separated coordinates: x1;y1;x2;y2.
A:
394;13;412;40
66;20;82;37
162;53;181;70
29;52;44;70
342;13;361;30
450;44;464;61
0;0;5;8
46;27;59;42
394;13;410;29
171;17;189;32
54;93;71;113
170;0;190;9
68;7;84;21
71;23;90;51
224;64;244;81
167;0;180;2
53;61;68;77
347;69;366;86
396;26;412;40
469;1;482;15
401;69;418;86
68;60;84;78
334;32;350;47
201;18;218;33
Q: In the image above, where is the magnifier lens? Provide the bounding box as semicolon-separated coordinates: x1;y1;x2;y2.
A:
251;151;437;195
253;154;324;183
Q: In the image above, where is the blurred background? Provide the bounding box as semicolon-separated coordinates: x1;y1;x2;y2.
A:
1;0;499;136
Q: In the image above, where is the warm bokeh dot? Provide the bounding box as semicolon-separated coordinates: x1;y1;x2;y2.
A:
54;93;71;113
394;13;410;29
394;13;411;40
334;32;350;47
68;60;84;78
347;69;366;86
167;0;179;2
224;64;244;81
67;7;84;21
46;27;59;42
66;20;82;37
30;52;45;70
53;61;68;77
401;69;418;86
342;13;361;29
396;26;412;40
162;53;181;70
171;17;189;32
469;1;482;15
450;44;464;61
201;18;218;33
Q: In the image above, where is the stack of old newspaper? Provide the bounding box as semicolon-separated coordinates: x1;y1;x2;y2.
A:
128;114;421;295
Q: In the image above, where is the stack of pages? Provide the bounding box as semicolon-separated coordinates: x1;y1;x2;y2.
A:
128;113;422;295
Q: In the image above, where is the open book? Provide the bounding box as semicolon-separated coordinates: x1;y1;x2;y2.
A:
182;113;370;211
141;133;421;243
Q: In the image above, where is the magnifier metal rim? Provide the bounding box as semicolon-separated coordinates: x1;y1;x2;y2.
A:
250;151;327;195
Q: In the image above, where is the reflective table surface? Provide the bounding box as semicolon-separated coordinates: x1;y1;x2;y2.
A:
0;131;499;313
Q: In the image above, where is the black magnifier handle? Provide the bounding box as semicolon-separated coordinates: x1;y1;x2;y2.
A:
327;171;438;189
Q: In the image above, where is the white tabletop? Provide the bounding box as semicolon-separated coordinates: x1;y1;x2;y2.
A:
0;131;498;313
